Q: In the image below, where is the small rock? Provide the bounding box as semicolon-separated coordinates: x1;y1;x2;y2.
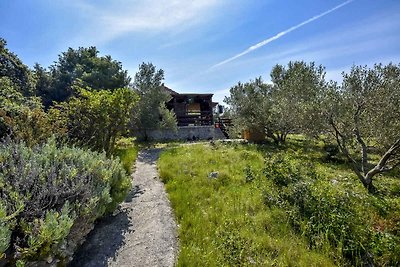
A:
208;172;219;179
46;255;53;264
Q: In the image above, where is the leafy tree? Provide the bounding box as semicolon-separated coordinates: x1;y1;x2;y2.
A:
325;63;400;192
226;62;327;143
32;63;53;105
224;78;278;141
270;61;327;138
41;46;131;107
55;86;138;155
131;62;177;140
0;38;35;96
0;77;64;146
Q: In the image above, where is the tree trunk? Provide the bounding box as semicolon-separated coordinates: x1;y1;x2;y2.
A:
265;128;279;144
363;174;377;194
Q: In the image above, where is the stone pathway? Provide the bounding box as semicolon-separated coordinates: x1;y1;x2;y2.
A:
69;149;178;267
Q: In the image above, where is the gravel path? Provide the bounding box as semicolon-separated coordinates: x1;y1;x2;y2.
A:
69;149;178;267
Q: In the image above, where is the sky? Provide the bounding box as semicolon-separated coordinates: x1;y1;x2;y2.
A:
1;0;399;104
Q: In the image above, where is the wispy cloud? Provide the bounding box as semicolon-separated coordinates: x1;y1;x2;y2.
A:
211;0;355;69
66;0;224;44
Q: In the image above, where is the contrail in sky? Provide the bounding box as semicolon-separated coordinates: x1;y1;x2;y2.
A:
211;0;355;69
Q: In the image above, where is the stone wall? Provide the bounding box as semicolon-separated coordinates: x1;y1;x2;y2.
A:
145;126;226;141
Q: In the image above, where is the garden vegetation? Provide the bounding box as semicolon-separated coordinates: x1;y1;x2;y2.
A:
1;34;399;266
159;140;400;266
160;60;399;266
0;38;171;265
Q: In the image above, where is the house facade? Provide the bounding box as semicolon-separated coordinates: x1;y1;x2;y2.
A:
163;85;217;126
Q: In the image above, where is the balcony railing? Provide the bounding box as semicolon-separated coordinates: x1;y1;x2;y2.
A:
175;111;213;126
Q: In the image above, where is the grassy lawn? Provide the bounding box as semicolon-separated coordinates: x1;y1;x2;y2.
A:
158;138;400;266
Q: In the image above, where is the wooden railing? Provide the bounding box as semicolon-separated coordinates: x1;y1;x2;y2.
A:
176;112;213;126
215;118;233;138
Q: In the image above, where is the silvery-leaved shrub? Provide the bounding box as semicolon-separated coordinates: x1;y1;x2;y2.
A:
0;137;130;265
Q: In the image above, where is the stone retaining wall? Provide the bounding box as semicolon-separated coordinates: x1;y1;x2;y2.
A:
145;126;226;141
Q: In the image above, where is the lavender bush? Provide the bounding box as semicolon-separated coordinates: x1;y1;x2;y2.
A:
0;138;130;265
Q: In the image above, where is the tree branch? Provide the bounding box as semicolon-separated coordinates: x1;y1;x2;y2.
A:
330;117;365;182
365;138;400;180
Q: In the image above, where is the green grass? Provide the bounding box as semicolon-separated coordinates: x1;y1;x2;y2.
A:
114;139;139;174
158;138;400;266
159;143;333;266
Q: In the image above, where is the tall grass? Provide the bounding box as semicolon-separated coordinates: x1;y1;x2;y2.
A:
159;139;400;266
114;138;139;174
159;143;334;266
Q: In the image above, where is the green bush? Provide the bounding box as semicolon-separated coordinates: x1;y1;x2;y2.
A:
0;138;130;265
322;143;340;161
54;86;138;155
263;151;400;265
0;77;66;146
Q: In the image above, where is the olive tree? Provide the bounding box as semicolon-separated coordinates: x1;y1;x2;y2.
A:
225;61;327;143
270;61;327;138
224;77;279;141
326;63;400;192
131;62;177;140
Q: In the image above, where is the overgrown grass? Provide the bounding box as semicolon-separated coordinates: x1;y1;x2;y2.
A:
114;138;139;174
158;138;400;266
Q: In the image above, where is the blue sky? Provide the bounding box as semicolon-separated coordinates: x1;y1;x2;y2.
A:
1;0;399;103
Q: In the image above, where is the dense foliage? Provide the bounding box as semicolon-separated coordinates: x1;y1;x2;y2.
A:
226;61;400;191
0;138;130;265
131;62;177;140
224;78;275;141
0;38;35;96
0;77;66;146
0;38;144;265
54;86;138;155
36;47;131;107
225;62;327;143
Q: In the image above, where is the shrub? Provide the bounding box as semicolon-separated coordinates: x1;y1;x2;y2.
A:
0;77;66;146
54;86;138;155
0;138;130;265
323;143;340;161
264;151;316;187
301;182;371;264
263;152;373;265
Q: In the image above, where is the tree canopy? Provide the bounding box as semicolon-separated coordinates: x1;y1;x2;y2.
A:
54;86;138;155
226;61;400;192
0;38;35;96
224;78;276;140
38;46;131;107
225;61;327;143
131;62;177;140
270;61;327;137
325;63;400;192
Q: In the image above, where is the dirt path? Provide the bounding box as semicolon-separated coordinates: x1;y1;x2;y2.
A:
69;149;178;267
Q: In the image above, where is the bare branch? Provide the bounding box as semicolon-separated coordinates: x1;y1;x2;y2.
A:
366;138;400;179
